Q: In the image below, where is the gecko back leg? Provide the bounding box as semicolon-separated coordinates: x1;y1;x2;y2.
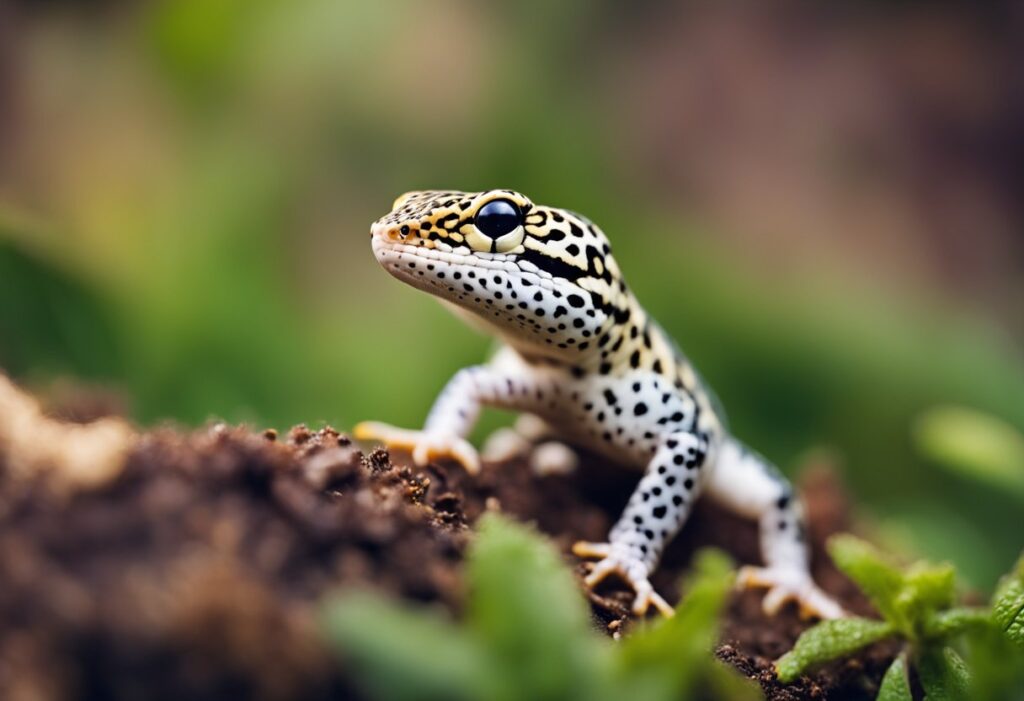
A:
704;438;844;619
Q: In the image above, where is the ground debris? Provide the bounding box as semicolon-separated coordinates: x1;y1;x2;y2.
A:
0;401;884;699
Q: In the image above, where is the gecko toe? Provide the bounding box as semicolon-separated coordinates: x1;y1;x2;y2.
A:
354;422;480;475
738;565;845;620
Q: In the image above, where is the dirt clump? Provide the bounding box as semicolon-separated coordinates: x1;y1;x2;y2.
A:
0;413;886;700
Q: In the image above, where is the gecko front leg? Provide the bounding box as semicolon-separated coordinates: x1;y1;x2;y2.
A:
355;360;552;474
574;431;710;617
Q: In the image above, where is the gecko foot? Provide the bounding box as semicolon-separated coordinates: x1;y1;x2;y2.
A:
573;541;674;618
353;421;481;475
737;565;845;620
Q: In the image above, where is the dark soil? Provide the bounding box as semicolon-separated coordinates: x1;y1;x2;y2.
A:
0;421;895;701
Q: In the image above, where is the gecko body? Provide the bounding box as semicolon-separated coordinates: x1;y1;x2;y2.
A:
356;189;841;618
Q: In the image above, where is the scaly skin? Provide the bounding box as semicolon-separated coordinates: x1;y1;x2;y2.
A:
356;189;843;619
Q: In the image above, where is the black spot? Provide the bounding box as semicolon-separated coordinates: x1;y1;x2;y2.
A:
567;294;585;308
672;495;683;506
673;455;684;465
533;291;543;302
630;350;640;369
652;506;667;519
644;529;655;540
566;243;580;256
632;382;641;392
683;478;694;489
603;389;618;405
633;402;648;416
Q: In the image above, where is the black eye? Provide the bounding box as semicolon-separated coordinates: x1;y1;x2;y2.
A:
475;199;521;239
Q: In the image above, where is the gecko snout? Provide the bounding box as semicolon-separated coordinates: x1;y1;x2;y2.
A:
371;221;418;242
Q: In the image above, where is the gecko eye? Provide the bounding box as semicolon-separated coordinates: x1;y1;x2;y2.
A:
474;199;521;240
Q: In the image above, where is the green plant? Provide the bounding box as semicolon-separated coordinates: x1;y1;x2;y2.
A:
777;536;1024;700
992;553;1024;650
914;405;1024;503
321;513;759;701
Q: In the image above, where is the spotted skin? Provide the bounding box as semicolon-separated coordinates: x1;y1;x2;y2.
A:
356;189;843;619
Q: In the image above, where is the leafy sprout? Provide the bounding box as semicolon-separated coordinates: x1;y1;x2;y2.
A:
776;535;1024;700
321;513;759;701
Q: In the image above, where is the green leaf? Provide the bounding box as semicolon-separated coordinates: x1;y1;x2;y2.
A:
894;561;958;638
775;618;895;682
876;653;912;701
917;646;970;701
321;592;485;701
615;550;758;699
992;554;1024;648
963;625;1024;701
924;607;992;641
467;513;607;701
914;406;1024;501
0;240;122;380
828;535;905;623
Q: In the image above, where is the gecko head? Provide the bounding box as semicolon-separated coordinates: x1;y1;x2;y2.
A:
370;189;630;360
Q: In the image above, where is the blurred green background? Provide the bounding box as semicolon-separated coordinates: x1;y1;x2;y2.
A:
1;0;1021;588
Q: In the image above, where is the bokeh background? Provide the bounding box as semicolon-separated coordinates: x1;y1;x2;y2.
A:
1;0;1021;589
